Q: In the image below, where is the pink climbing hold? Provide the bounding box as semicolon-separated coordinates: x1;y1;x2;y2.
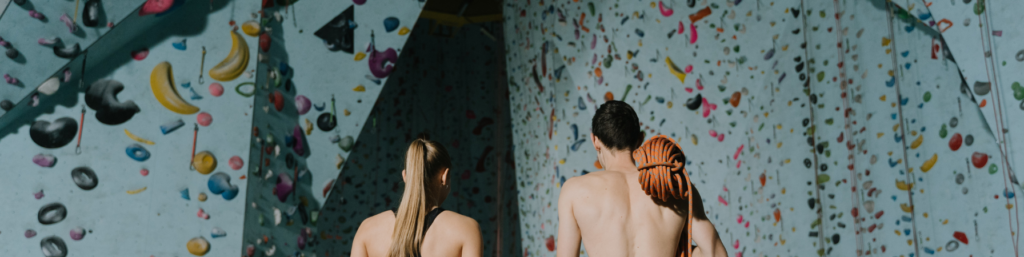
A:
734;144;744;160
353;0;366;5
33;153;57;167
733;239;740;249
197;112;213;127
140;169;149;176
139;0;174;16
717;134;725;142
684;64;693;73
229;156;244;170
678;21;685;34
709;130;718;137
60;13;77;33
658;1;674;17
28;10;45;20
689;22;698;44
292;125;304;156
718;195;728;206
294;95;311;115
197;208;210;219
25;229;36;238
63;69;72;82
4;74;18;85
130;48;149;61
34;190;44;199
69;227;85;240
275;173;294;202
209;83;224;97
736;214;743;223
695;78;704;90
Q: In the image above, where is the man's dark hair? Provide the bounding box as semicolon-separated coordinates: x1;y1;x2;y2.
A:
592;100;643;151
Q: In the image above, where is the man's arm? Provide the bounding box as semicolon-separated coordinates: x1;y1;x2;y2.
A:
688;186;727;257
556;179;583;257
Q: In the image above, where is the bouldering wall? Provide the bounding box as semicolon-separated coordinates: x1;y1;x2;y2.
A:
312;21;521;257
239;0;432;256
0;0;260;255
0;0;148;116
503;0;1020;256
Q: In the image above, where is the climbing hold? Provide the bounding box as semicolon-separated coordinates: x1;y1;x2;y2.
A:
953;231;968;244
209;31;251;81
971;152;988;168
353;85;366;92
209;83;224;97
974;81;991;96
139;0;174;16
181;188;190;200
4;74;18;85
910;135;923;149
38;203;67;225
666;57;687;84
398;27;411;35
208;172;239;200
33;154;57;167
192;151;217;174
949;133;962;151
31;117;78;149
729;92;741;107
965;134;974;146
685;94;703;110
173;39;187;50
124;129;155;145
211;227;226;238
54;43;81;58
305;119;314;135
40;236;67;257
354;52;367;61
0;100;13;111
229;156;244;170
69;227;85;241
86;80;140;125
186;237;210;256
126;144;151;161
384;17;400;33
317;113;337;131
198;192;207;202
34;190;44;199
295;95;311;115
160;119;185;134
38;37;61;46
339;135;354;152
196;208;210;219
197;112;213;127
276;174;294;202
235;82;256;97
368;45;398;78
59;13;77;33
151;62;200;114
25;229;37;238
269;90;284;111
131;48;149;61
242;21;261;37
140;169;149;176
920;154;937;172
5;48;17;59
28;10;45;20
71;167;98;190
38;77;60;95
259;33;271;52
292;125;305;156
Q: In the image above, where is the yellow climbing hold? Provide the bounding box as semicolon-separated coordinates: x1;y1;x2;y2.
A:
124;129;155;145
398;27;411;36
127;187;147;194
192;151;217;175
900;203;914;213
666;101;673;109
910;135;923;149
241;20;261;37
344;109;351;116
354;52;366;61
877;132;884;138
198;192;208;202
896;179;913;191
882;37;891;46
880;95;886;101
353;85;366;92
305;119;313;135
920;154;938;173
187;237;210;256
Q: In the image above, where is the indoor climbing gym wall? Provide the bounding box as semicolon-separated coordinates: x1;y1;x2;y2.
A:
504;0;1020;256
313;21;522;257
0;0;260;255
239;0;429;256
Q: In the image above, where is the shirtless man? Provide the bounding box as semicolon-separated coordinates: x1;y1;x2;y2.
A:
557;100;727;257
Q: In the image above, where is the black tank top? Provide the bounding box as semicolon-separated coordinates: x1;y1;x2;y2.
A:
392;207;446;235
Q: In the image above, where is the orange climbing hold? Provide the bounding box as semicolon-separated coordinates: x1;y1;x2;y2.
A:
730;92;741;107
595;67;603;77
604;91;614;102
688;6;711;23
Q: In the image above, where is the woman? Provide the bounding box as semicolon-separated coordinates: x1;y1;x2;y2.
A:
351;138;483;257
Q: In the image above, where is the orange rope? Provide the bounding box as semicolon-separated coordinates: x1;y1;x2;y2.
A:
633;135;693;257
75;106;85;154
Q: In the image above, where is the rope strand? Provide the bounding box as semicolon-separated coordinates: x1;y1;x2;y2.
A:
633;135;694;257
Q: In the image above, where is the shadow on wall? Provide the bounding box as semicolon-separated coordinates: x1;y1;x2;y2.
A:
315;20;522;257
0;0;231;140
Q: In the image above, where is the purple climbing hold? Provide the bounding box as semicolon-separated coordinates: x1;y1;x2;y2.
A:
275;173;294;202
33;154;57;167
293;125;304;156
25;229;37;238
295;95;311;115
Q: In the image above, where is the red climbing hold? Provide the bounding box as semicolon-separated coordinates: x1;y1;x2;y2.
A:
851;207;859;218
949;133;962;151
953;231;968;244
138;0;174;16
545;235;556;251
971;152;988;168
260;33;271;52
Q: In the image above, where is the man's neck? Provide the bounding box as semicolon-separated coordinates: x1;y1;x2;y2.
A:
601;150;638;172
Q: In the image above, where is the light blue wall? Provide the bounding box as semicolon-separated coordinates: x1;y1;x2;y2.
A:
0;0;261;255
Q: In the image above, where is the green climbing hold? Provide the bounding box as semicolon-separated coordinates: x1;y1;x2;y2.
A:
939;124;948;138
1011;82;1023;100
733;45;740;53
824;118;834;125
817;71;825;82
819;10;826;18
989;164;998;174
588;2;595;15
974;0;986;15
923;91;932;102
817;174;831;184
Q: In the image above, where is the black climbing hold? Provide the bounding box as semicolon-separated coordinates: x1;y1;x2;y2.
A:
685;94;702;110
86;80;140;125
71;167;98;190
0;100;13;111
285;153;296;169
13;0;25;5
54;43;81;59
809;94;818;104
802;118;810;127
40;236;68;257
820;163;828;171
956;173;965;185
949;117;958;128
804;158;812;168
82;0;102;27
807;198;816;209
38;203;67;225
965;134;974;146
832;234;840;244
317;113;337;131
5;48;18;59
30;117;78;149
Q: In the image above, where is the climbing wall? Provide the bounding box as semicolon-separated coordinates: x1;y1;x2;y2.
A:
239;0;435;256
503;0;1019;256
0;0;261;256
0;0;148;116
311;21;522;257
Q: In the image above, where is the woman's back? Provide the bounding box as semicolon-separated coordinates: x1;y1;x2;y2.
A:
352;209;482;257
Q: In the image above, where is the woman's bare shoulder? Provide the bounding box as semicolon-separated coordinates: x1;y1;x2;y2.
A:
358;210;397;233
435;211;480;234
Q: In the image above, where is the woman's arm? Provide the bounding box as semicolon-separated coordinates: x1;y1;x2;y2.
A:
351;219;371;257
461;217;483;257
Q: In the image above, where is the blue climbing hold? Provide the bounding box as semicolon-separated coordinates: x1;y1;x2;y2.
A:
126;144;150;161
384;17;399;33
570;139;586;152
901;51;910;57
888;158;899;168
189;87;202;100
181;188;190;200
1005;188;1015;199
172;39;187;51
208;172;240;200
886;76;896;87
578;97;587;110
919;13;932;20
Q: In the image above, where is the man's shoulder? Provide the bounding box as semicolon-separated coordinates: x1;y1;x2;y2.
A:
562;170;622;194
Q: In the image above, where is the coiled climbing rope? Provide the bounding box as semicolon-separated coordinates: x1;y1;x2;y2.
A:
632;135;693;257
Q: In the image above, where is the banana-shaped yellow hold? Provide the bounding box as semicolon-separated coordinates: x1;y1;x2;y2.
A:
151;62;200;114
209;30;250;81
896;179;913;191
910;135;923;149
900;203;914;213
124;129;155;145
127;187;147;195
920;153;937;173
666;57;687;84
